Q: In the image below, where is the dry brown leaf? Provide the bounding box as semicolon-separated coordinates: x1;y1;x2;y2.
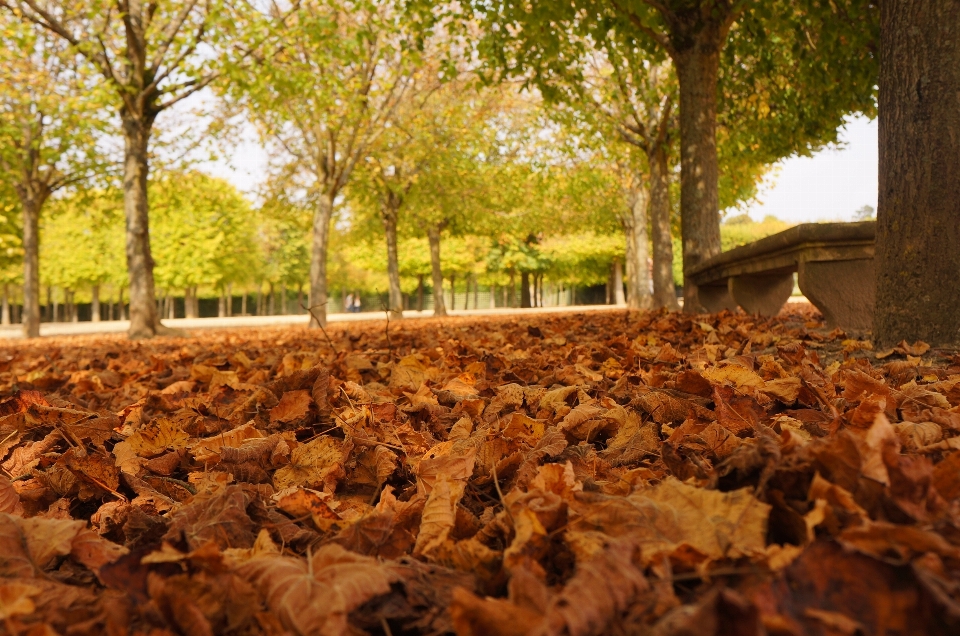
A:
273;436;351;493
270;390;313;424
239;544;398;636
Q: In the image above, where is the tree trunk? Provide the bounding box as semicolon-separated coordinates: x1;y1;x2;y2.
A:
417;275;425;312
226;283;233;317
875;0;960;346
185;286;197;319
491;283;497;309
449;273;456;311
520;272;531;308
2;284;10;326
612;258;626;306
649;143;680;310
90;285;100;322
473;275;479;310
308;192;335;327
242;290;248;316
624;185;653;309
427;224;447;317
508;273;515;307
20;194;42;337
381;195;404;319
674;32;724;313
121;113;161;338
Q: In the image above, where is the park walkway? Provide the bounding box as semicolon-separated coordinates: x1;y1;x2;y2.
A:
0;303;622;339
0;297;812;339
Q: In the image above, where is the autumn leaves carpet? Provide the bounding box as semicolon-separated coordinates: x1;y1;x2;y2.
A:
1;309;959;635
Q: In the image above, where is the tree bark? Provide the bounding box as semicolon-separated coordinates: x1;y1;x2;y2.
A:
624;185;653;309
875;0;960;346
242;290;248;316
19;191;43;338
90;285;100;322
473;275;479;309
184;286;198;319
672;26;726;313
427;224;447;317
449;273;456;311
520;272;531;308
121;112;162;338
1;284;9;326
308;192;335;327
612;258;626;306
417;275;424;311
381;195;403;319
649;144;680;310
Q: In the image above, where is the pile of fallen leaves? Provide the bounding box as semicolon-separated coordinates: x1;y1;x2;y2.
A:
1;307;960;635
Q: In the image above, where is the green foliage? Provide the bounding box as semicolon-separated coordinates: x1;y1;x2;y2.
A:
41;190;125;293
150;172;258;292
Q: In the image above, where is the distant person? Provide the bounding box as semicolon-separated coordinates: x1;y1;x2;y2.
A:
351;294;362;313
345;293;354;314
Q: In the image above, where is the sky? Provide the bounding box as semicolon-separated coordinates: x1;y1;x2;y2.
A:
741;115;878;223
204;112;879;225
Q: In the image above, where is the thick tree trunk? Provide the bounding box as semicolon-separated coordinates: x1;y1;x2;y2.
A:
613;258;626;306
19;193;43;338
649;144;680;310
624;185;653;309
308;192;336;327
449;273;456;311
121;113;161;338
427;225;447;317
1;284;9;326
381;198;403;319
875;0;960;346
184;286;198;319
91;285;100;322
521;272;531;308
674;33;724;313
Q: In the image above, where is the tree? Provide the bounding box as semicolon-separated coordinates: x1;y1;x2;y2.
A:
41;190;126;321
150;171;258;318
2;0;239;337
462;0;879;311
226;0;418;327
0;14;105;337
874;1;959;346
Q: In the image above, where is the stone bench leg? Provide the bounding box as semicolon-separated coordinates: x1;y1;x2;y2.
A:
798;258;875;330
698;283;739;313
728;272;795;316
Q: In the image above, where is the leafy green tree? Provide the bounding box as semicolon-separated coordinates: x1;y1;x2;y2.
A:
0;14;106;336
225;0;419;327
460;0;879;311
2;0;253;337
150;172;258;318
41;190;126;321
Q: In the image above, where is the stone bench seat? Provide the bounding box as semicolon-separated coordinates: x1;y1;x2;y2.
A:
686;221;876;330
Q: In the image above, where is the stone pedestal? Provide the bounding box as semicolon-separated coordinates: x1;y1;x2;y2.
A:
798;258;875;330
698;284;739;313
728;272;795;317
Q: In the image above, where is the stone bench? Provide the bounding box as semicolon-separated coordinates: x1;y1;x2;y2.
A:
686;221;876;330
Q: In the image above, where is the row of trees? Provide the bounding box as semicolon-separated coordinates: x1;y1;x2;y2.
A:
4;1;944;347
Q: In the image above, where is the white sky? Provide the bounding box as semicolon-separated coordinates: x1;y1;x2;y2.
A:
200;111;879;225
741;115;878;223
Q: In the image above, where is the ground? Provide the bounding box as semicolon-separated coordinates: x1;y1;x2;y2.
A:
1;305;959;635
